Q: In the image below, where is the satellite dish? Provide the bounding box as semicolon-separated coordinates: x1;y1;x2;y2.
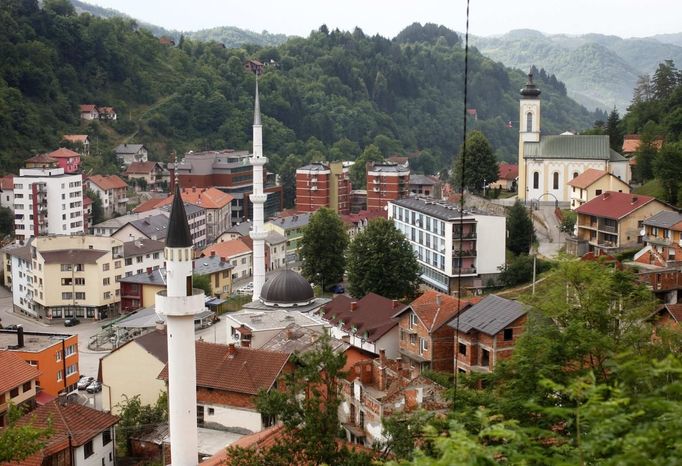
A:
640;229;646;236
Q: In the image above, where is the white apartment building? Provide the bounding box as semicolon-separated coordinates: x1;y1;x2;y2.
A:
389;197;506;294
122;238;165;277
13;164;84;240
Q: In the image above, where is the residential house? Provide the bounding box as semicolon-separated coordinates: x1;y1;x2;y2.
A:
47;147;81;174
11;399;118;466
201;238;252;280
633;211;682;269
389;197;506;293
110;206;207;249
350;189;368;213
217;223;287;272
158;203;207;248
83;195;92;233
98;106;117;120
393;290;476;375
158;342;292;433
341;209;386;241
244;59;264;75
114;143;149;165
0;328;79;395
62;134;90;157
85;174;129;217
90;210;165;236
295;162;352;214
490;162;518;191
0;175;13;210
568;168;630;210
573;192;674;256
100;329;168;414
0;350;40;427
366;161;410;211
409;174;439;197
263;212;311;269
79;104;99;120
2;235;123;321
225;309;325;349
449;294;527;374
339;351;449;446
124;161;167;191
317;293;406;358
123;238;165;277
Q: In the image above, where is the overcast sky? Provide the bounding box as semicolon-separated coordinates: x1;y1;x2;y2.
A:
81;0;680;39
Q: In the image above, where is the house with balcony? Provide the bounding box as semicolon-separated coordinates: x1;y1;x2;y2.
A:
366;161;410;211
389;197;505;293
633;211;682;269
85;175;129;217
568;168;630;210
573;192;673;256
392;290;477;375
47;147;81;174
124;161;167;191
449;294;527;374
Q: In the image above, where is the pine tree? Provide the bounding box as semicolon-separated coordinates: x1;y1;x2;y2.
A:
606;107;624;153
300;208;349;290
506;199;535;256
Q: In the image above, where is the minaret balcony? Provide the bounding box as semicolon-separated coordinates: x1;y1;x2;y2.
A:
249;156;268;166
250;193;268;204
250;230;269;241
156;288;205;317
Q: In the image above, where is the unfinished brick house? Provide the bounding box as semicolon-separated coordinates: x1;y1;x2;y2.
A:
393;290;477;375
448;294;527;374
338;350;449;446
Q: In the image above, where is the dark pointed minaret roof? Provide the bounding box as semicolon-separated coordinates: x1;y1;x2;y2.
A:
253;79;261;125
520;72;541;98
165;183;193;248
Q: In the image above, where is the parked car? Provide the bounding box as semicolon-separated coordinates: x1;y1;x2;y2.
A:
86;380;102;394
326;284;345;294
3;324;19;330
64;318;80;327
77;376;95;390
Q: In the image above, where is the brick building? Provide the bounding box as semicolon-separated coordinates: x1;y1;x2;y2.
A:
449;294;527;374
366;161;410;211
295;162;351;214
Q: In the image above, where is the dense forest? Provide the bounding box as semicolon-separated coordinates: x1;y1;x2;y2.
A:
0;1;597;181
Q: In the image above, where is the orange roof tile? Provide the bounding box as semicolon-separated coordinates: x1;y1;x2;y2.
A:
87;174;128;190
62;134;88;143
154;187;233;210
396;290;479;333
79;104;96;112
497;162;518;181
133;197;166;213
201;238;251;259
124;161;162;175
567;168;608;189
47;148;79;159
26;154;57;164
622;134;664;154
0;175;14;190
0;350;41;393
575;191;658;220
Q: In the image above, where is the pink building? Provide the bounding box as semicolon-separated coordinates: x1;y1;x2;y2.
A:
47;148;81;173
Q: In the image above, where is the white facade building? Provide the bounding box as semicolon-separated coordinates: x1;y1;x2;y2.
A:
389;197;506;294
13;167;84;240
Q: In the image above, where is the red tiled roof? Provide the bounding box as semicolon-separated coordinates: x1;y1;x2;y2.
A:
0;175;14;190
0;350;41;393
98;106;116;115
396;290;479;333
62;134;88;144
320;292;406;342
201;238;251;259
575;191;658;220
622;134;664;153
497;162;518;181
567;168;608;189
124;161;162;175
87;174;128;190
26;153;57;164
79;104;96;112
133;197;166;213
154;187;233;210
47;148;80;159
83;195;92;207
35;391;56;406
158;342;290;395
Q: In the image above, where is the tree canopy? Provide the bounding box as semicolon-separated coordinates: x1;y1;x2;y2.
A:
506;199;535;255
300;207;349;289
451;131;498;193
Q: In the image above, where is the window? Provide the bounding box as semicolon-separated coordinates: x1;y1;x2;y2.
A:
503;328;513;341
66;364;77;376
208;407;215;415
136;256;143;263
153;252;160;259
533;171;539;189
75;278;85;285
459;343;467;355
56;351;62;361
481;349;490;367
409;313;417;329
10;387;19;398
103;278;110;286
62;292;73;300
84;440;94;458
57;370;63;381
61;264;72;272
552;172;559;190
115;261;121;269
595;189;602;195
75;292;85;300
65;344;76;357
573;172;579;179
125;258;133;266
420;337;428;354
409;333;417;345
102;263;110;271
103;292;111;300
526;112;533;132
102;428;112;446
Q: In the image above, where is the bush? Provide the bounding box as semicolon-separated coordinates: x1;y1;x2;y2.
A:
498;254;552;288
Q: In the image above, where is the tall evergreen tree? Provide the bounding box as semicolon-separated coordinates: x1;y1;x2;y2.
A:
606;107;624;153
652;59;679;100
653;142;682;204
633;121;660;183
451;131;498;193
506;199;535;256
300;208;349;290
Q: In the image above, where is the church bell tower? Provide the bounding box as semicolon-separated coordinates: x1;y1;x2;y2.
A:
518;72;541;202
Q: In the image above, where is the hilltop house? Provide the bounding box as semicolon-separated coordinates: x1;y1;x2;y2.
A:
124;161;167;191
114;144;149;165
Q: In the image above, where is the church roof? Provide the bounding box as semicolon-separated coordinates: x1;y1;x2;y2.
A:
165;184;193;248
524;135;627;161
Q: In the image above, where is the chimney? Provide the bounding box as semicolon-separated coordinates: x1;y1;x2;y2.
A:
220;256;226;262
350;301;358;312
379;348;386;365
392;299;400;309
602;192;609;200
632;196;638;204
17;325;24;349
227;343;238;357
155;321;166;332
435;294;441;308
211;251;216;257
404;388;418;410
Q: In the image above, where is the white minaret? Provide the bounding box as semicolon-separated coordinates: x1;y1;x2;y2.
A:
250;79;268;301
155;185;204;465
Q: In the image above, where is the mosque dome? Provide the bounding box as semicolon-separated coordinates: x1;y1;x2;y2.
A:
260;269;315;307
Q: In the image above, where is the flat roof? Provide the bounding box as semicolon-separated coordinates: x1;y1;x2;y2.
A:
391;197;500;221
0;330;75;353
226;309;325;331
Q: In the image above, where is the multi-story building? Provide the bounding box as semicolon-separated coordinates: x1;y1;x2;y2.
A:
389;197;506;293
226;309;325;349
573;192;672;256
85;174;129;218
47;147;81;174
83;195;92;233
2;235;122;320
201;239;252;281
0;328;80;395
158;203;207;249
0;349;40;427
124;161;167;191
217;223;288;272
123;238;165;277
13;155;84;240
366;161;410;211
171;149;283;222
633;211;682;268
263;212;311;268
450;294;527;374
295;162;351;214
90;209;165;236
568;168;630;210
408;174;439;198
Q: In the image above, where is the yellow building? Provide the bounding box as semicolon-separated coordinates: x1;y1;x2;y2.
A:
568;169;631;210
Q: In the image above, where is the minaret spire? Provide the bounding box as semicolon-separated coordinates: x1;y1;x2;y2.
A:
250;78;268;302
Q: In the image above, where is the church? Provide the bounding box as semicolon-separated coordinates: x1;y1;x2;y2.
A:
516;74;630;204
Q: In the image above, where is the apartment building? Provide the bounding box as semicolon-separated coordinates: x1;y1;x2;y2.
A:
366;161;410;211
263;212;311;269
2;235;122;320
123;238;165;277
13;155;84;240
0;328;80;395
85;175;129;217
389;197;506;293
201;239;252;280
296;162;351;214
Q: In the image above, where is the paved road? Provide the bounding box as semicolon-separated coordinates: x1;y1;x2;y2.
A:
532;204;566;258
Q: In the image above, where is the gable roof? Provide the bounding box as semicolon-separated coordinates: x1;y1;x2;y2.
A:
40;249;107;264
114;143;145;154
132;197;166;213
319;293;405;342
124;161;163;175
79;104;97;112
158;342;290;395
154;187;233;210
567;168;608;189
0;350;41;393
125;214;170;239
134;329;169;364
87;174;128;190
622;134;664;154
524;135;626;161
448;294;526;335
643;210;682;230
575;191;660;220
47;148;80;159
25;153;57;165
497;162;518;181
395;290;478;333
201;238;252;259
123;238;165;257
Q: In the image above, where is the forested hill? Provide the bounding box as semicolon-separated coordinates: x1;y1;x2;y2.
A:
0;3;596;178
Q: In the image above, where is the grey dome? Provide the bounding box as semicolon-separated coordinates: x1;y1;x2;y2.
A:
260;270;314;307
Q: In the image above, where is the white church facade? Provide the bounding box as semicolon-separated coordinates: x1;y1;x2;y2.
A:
516;74;630;204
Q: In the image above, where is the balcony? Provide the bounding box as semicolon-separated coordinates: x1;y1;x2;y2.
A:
117;197;129;204
453;266;477;275
597;222;618;234
644;235;672;247
453;249;477;257
453;231;476;240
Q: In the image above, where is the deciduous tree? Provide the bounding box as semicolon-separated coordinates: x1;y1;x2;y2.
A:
451;131;498;193
300;207;349;290
0;404;52;463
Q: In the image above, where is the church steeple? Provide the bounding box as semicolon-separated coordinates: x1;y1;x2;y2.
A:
520;72;541;98
165;183;193;248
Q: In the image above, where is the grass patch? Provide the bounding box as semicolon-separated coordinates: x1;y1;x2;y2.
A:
634;179;666;199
